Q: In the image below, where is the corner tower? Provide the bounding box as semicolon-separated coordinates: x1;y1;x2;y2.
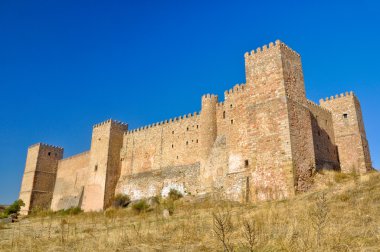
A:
320;92;372;173
244;40;315;199
19;143;63;215
81;119;128;212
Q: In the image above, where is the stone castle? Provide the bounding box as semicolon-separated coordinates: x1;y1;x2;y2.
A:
19;40;373;214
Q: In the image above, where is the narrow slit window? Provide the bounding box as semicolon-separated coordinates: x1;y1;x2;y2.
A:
231;119;234;124
223;111;226;119
244;160;249;167
94;165;98;172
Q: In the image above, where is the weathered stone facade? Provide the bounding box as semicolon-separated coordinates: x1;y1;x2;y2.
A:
19;40;373;214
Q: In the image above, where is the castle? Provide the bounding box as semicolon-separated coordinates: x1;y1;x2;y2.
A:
19;41;373;214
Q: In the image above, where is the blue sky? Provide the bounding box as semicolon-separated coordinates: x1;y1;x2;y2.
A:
0;0;379;204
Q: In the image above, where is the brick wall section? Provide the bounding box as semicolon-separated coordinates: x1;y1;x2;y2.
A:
19;143;63;214
51;151;90;211
320;93;372;173
307;100;340;170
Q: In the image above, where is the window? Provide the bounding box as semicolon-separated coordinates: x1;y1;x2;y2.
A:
172;131;174;134
186;141;188;145
172;144;174;148
231;119;234;124
230;104;233;108
343;113;348;119
187;127;189;131
94;165;98;172
196;139;198;143
223;111;226;119
48;152;51;156
244;160;249;167
197;125;199;129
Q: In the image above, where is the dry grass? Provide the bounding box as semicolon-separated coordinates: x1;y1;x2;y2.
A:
0;172;379;251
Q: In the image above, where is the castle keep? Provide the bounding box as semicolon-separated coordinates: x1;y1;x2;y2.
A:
19;41;373;214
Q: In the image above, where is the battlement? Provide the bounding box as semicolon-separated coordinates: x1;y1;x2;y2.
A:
224;83;246;97
125;112;200;135
28;142;64;150
319;91;355;104
306;100;331;113
92;119;128;129
59;151;90;162
201;94;218;101
244;40;300;59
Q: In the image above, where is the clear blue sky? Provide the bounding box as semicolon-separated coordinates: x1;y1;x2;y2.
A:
0;0;379;204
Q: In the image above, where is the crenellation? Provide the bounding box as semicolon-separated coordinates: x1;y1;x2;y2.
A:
19;40;373;214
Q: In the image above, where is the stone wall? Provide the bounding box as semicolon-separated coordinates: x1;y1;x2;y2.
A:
307;100;340;170
51;151;90;211
116;163;201;200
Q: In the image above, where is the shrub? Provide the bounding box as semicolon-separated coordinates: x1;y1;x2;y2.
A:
56;207;83;216
132;199;149;214
168;188;183;201
113;194;131;208
3;199;25;217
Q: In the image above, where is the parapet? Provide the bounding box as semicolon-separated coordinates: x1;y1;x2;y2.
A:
124;111;200;135
92;119;128;129
319;91;355;104
224;83;246;98
201;93;218;101
244;40;300;59
306;99;331;113
28;142;64;150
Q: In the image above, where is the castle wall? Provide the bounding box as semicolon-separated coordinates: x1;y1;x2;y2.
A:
51;151;90;211
120;114;200;175
307;100;339;170
116;113;202;198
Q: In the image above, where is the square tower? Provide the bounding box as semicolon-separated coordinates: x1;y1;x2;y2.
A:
19;143;63;215
244;40;315;199
81;120;128;212
320;92;372;173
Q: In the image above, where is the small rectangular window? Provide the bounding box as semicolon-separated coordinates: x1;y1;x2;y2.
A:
244;160;249;167
343;113;348;118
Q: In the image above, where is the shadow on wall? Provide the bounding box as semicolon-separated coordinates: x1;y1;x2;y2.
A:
309;113;340;172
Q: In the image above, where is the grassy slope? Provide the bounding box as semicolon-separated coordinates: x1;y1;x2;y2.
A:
0;171;379;252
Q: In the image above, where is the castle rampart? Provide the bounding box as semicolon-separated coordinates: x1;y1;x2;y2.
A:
19;41;373;213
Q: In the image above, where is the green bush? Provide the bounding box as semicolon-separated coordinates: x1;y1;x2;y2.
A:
2;199;25;217
168;188;183;201
113;194;131;208
132;199;149;214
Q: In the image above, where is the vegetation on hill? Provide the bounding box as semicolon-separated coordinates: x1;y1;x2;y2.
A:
0;172;379;251
0;199;24;219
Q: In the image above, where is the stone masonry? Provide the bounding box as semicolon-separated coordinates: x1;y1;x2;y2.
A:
18;40;373;214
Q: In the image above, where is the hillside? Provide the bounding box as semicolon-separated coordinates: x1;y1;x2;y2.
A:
0;171;379;251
